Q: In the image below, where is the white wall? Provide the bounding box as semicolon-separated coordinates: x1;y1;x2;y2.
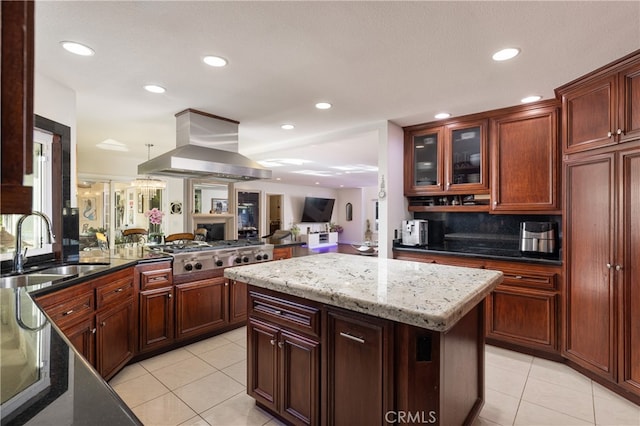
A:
34;72;77;205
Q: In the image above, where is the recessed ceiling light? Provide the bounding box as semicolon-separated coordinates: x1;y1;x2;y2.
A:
315;182;320;185
203;56;228;67
144;84;166;94
521;95;542;103
492;48;520;61
60;41;95;56
434;112;451;119
315;102;332;110
281;124;295;130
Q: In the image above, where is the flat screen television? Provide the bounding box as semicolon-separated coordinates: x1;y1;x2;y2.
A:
300;197;335;223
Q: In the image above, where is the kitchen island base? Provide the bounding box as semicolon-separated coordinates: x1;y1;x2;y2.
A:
247;285;485;426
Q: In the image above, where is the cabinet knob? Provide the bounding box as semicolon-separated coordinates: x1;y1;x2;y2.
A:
606;263;612;269
101;321;106;327
168;293;172;299
616;265;623;271
92;328;97;334
277;341;284;348
617;128;623;135
607;131;613;138
493;201;498;206
269;339;276;346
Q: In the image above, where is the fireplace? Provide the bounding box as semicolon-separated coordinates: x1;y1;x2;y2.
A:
191;213;235;241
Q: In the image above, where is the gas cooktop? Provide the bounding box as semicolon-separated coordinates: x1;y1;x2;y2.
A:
153;239;265;254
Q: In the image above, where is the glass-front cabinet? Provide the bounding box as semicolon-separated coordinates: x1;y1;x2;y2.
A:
404;119;488;197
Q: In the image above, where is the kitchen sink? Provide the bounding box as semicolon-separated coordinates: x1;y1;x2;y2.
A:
38;264;109;276
0;274;70;288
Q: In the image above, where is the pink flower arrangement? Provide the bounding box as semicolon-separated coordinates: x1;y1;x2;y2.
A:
144;208;164;225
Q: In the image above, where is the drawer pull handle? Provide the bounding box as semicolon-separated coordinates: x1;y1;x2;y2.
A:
272;309;282;315
514;275;523;279
114;288;124;293
270;339;276;346
340;332;365;344
63;309;74;316
149;276;167;282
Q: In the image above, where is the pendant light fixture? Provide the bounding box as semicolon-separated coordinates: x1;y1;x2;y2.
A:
132;144;166;202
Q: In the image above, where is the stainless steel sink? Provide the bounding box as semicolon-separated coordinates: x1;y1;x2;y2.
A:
0;274;69;288
38;264;109;276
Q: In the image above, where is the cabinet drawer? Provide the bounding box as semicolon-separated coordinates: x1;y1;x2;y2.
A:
272;247;292;260
499;269;557;290
140;268;173;291
42;291;95;327
96;275;134;309
249;290;321;337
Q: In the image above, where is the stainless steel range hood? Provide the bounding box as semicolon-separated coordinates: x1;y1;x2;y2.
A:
137;109;271;181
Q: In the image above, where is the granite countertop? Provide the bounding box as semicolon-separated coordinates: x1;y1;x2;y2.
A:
224;252;503;332
393;244;562;266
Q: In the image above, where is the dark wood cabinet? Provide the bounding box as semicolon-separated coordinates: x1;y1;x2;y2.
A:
490;101;561;213
556;50;640;154
247;289;321;426
58;314;95;366
324;308;392;426
563;146;640;401
272;247;293;260
137;262;174;353
229;279;248;324
96;300;135;379
1;0;34;214
404;118;489;199
175;276;228;341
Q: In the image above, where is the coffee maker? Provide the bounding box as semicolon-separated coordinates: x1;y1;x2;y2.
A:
519;222;556;254
402;220;428;246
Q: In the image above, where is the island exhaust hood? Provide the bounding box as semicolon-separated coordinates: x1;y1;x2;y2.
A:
137;109;272;181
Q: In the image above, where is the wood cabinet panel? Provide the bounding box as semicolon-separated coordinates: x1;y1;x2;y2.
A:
249;289;321;337
139;266;172;291
564;154;616;378
95;273;133;309
175;276;228;340
490;103;560;212
96;299;135;380
619;60;640;142
248;317;279;412
324;308;392;426
139;286;174;352
229;279;248;325
273;247;293;260
61;316;95;366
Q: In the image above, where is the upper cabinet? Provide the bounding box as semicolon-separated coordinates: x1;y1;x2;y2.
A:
404;118;489;197
490;101;561;213
1;1;35;214
556;50;640;154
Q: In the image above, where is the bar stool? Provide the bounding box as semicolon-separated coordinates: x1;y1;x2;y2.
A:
164;232;195;244
122;228;147;245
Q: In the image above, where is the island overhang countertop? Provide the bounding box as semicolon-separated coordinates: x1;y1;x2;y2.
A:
224;252;503;332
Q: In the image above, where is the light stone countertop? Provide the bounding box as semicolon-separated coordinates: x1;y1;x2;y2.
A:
224;252;503;332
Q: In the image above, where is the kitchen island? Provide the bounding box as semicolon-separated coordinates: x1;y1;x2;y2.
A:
224;253;503;425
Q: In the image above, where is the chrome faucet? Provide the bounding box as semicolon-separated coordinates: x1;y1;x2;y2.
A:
13;211;56;274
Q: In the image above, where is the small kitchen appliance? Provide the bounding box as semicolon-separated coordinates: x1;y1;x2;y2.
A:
401;220;428;246
519;222;556;254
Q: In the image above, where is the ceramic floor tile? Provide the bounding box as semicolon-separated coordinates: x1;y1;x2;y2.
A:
262;418;287;426
173;370;245;414
108;362;148;386
485;344;533;375
198;341;246;370
184;333;234;355
521;376;595;423
132;392;197;426
594;393;640;425
486;363;528;399
472;416;504;426
480;387;520;425
221;360;247;386
514;400;594;425
529;357;593;394
178;415;210;426
152;356;218;390
139;347;196;372
224;326;247;342
199;392;272;426
111;373;170;408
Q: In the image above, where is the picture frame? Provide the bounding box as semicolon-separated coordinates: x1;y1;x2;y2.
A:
211;199;228;214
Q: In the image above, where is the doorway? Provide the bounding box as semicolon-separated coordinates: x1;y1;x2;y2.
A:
266;194;283;235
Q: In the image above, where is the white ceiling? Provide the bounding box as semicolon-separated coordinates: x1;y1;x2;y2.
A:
34;1;640;188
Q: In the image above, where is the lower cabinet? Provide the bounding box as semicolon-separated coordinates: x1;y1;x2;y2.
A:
96;299;135;379
137;262;174;353
229;279;248;325
324;308;393;426
175;276;228;341
60;315;95;366
272;247;293;260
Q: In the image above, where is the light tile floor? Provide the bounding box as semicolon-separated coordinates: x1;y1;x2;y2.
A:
110;327;640;426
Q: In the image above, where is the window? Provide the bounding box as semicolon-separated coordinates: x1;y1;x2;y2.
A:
0;129;54;261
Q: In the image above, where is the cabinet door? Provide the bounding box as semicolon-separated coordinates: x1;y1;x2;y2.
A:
61;316;95;366
491;106;559;212
139;287;174;352
618;148;640;393
273;247;292;260
175;276;228;340
96;299;135;380
561;74;617;154
445;120;488;193
229;279;248;325
324;309;392;426
618;60;640;142
248;318;279;413
279;330;320;426
404;126;444;195
564;153;616;379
